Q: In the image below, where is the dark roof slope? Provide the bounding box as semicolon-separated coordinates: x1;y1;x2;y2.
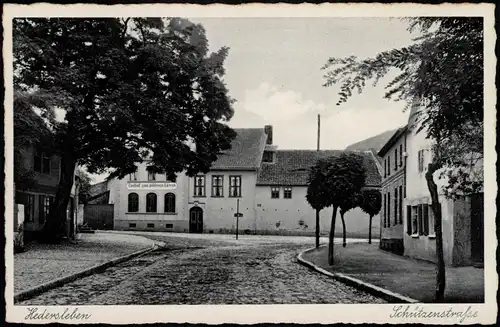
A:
377;125;408;157
257;150;381;187
211;128;267;170
345;129;398;153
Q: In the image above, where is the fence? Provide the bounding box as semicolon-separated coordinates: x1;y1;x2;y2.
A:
84;204;114;230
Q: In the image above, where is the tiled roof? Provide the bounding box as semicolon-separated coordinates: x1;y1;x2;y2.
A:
88;181;108;197
257;150;381;187
210;128;267;170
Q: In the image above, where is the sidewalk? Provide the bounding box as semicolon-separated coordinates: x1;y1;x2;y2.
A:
14;231;156;293
302;243;484;303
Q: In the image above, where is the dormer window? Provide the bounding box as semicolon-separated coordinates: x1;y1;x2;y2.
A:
263;151;274;163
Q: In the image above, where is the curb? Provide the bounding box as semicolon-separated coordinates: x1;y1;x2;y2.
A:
14;243;161;304
297;246;420;304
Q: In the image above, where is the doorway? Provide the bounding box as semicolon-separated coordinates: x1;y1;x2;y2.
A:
189;206;203;233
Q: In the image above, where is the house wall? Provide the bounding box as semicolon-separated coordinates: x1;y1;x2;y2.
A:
113;161;190;232
16;145;79;238
187;170;258;233
379;133;406;254
255;185;380;237
403;118;465;266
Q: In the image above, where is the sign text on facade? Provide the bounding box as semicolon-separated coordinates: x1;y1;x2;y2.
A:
127;182;177;190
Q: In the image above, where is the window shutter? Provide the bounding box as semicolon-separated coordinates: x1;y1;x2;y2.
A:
423;204;429;235
418;204;424;235
406;205;412;235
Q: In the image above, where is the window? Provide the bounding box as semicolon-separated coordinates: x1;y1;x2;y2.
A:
229;176;242;197
384;159;387;178
166;223;173;228
394;148;398;170
129;172;137;181
427;204;436;236
128;193;139;212
129;223;136;228
34;149;42;172
146;193;157;212
19;193;35;222
271;187;280;199
411;206;419;235
418;205;424;235
394;188;398;225
39;195;53;224
34;148;51;174
147;171;156;181
194;176;206;197
387;156;391;176
387;192;391;227
164;193;175;213
147;223;154;228
418;150;425;172
42;153;50;174
399;185;403;224
263;151;274;163
211;175;223;197
383;193;387;228
399;144;403;167
284;187;292;199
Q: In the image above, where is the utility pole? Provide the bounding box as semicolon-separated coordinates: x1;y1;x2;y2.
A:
315;114;320;248
236;198;240;240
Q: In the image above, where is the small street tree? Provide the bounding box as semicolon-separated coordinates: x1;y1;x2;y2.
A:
339;193;362;248
359;189;382;244
322;17;483;301
14;18;236;243
308;153;366;265
306;159;330;248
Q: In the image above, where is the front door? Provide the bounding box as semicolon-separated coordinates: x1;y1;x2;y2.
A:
189;207;203;233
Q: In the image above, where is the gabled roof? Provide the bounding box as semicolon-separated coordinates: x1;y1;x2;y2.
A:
210;128;267;171
377;125;408;157
345;129;399;153
256;150;381;187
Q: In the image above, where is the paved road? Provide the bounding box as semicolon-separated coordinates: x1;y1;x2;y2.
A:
18;233;385;305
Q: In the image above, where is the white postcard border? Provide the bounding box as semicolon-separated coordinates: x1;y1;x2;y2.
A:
3;2;497;325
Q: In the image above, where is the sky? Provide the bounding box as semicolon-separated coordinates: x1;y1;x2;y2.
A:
189;17;416;150
90;17;418;183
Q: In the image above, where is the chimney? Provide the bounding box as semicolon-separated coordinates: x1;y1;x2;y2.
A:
264;125;273;145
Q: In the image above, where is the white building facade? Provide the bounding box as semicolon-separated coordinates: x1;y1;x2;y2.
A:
104;126;382;237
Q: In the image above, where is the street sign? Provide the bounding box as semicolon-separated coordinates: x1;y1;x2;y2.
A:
234;213;243;218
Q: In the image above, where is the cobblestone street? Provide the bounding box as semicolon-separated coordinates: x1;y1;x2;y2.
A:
18;234;386;305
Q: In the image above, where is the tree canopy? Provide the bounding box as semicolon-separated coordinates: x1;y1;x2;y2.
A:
14;17;236;180
14;17;236;240
359;189;382;217
307;153;367;264
322;17;483;198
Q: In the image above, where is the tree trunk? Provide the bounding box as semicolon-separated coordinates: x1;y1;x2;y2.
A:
425;161;446;303
328;206;338;265
39;154;77;244
340;210;347;248
368;214;373;244
315;209;320;248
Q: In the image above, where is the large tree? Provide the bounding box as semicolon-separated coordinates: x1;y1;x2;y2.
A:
308;153;366;264
14;18;236;242
322;18;483;301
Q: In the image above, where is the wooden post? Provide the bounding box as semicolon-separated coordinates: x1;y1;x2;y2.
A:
317;114;320;151
236;198;239;240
